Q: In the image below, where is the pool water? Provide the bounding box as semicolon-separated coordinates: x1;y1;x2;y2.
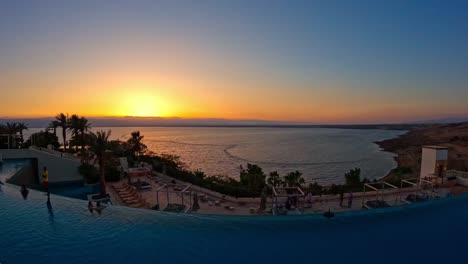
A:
0;159;29;183
47;183;99;200
0;183;467;264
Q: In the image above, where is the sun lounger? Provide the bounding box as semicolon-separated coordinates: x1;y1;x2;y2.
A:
114;184;131;190
127;202;145;208
121;193;141;201
117;188;135;194
120;196;140;203
113;185;135;194
119;192;137;199
120;192;138;199
118;188;137;195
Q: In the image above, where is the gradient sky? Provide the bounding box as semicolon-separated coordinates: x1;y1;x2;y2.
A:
1;0;468;123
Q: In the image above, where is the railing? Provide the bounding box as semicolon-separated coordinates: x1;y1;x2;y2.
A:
446;170;468;178
30;146;80;161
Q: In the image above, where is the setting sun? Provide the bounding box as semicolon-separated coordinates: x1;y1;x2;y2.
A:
117;93;167;117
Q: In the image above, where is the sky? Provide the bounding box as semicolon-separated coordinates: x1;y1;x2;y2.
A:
0;0;467;124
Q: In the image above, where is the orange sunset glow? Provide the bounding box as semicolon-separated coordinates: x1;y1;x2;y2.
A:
0;1;467;124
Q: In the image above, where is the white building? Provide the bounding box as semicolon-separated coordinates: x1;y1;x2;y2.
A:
420;146;448;183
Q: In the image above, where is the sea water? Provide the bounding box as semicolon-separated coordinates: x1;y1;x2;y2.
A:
98;127;405;184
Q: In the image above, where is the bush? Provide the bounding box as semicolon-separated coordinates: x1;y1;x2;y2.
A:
79;164;99;184
393;167;413;176
105;165;121;182
164;164;258;197
345;168;361;187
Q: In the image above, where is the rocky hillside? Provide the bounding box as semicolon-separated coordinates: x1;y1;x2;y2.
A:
377;122;468;181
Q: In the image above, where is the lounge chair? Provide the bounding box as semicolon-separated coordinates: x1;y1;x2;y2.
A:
114;183;130;190
118;188;137;196
122;196;139;203
120;192;138;199
127;201;144;208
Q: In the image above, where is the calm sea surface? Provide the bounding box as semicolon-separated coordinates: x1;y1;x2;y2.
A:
27;127;405;185
96;127;404;185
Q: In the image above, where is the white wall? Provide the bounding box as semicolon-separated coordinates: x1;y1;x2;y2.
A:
0;148;82;183
420;148;436;178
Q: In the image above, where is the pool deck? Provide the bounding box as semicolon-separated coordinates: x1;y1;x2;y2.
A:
107;172;463;216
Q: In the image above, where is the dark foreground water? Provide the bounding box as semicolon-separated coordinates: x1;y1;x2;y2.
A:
0;183;466;264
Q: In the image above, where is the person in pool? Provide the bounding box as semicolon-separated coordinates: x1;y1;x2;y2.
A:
21;184;29;200
94;201;106;215
88;201;94;213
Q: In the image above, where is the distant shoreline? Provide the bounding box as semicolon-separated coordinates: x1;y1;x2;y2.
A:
76;124;422;130
376;122;468;181
2;116;457;130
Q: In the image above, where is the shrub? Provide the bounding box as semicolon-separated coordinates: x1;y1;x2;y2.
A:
105;165;121;182
79;164;99;184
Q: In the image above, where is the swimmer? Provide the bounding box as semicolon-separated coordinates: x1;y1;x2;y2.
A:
88;201;94;213
95;201;106;215
21;184;29;200
323;209;335;219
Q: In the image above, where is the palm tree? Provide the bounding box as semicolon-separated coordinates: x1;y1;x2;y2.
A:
239;163;266;193
267;171;283;187
127;131;147;159
55;113;68;151
283;171;305;187
48;121;60;136
6;122;18;148
0;123;6;148
16;122;28;144
89;130;111;196
68;114;80;150
77;117;91;162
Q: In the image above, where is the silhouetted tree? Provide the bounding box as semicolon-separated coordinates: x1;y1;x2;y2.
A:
55;113;68;151
5;122;19;148
68;114;80;150
267;171;283;187
283;171;305;187
16;122;28;144
127;131;147;160
88;130;112;196
240;163;266;193
344;168;361;188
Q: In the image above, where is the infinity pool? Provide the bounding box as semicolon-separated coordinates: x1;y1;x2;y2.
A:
0;183;466;264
